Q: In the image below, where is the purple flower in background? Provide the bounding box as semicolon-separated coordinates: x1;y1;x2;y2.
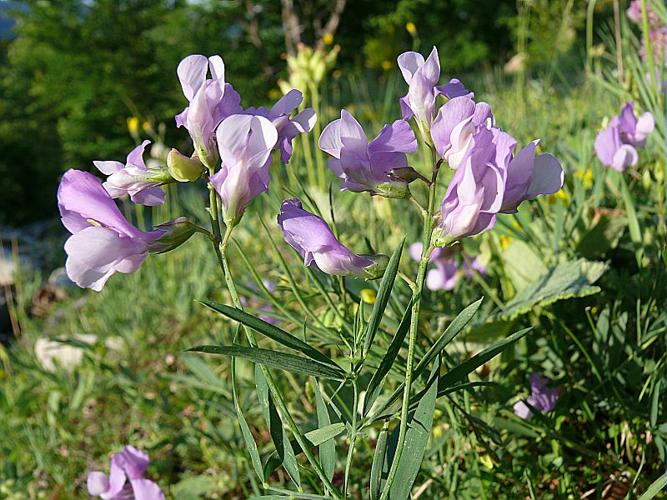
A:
175;54;242;167
246;89;316;163
278;199;387;278
499;140;563;213
435;128;508;244
94;140;168;206
627;0;660;28
409;242;486;291
210;114;278;225
240;280;278;325
513;373;560;419
463;255;486;277
595;103;655;171
58;170;165;291
431;96;494;169
319;110;417;197
397;47;472;137
88;445;164;500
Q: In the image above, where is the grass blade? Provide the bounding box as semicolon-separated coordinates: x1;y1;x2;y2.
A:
313;378;337;481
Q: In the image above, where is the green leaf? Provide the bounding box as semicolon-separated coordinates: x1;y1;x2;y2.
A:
232;363;264;484
370;427;388;500
501;239;547;293
386;359;439;499
305;422;346;446
437;327;532;390
499;259;607;320
171;475;219;499
188;345;345;380
638;473;667;500
363;239;404;356
313;379;336;481
575;215;626;258
363;302;412;416
256;366;300;487
199;300;340;370
651;379;662;428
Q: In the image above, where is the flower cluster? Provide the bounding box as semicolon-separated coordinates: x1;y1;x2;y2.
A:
595;103;655;171
627;0;667;65
87;445;163;500
513;373;560;419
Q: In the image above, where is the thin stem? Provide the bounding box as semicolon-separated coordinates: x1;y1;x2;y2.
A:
217;222;342;499
343;380;359;497
379;148;440;500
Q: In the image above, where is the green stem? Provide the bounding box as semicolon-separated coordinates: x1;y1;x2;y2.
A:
378;150;440;500
217;222;342;499
343;380;359;497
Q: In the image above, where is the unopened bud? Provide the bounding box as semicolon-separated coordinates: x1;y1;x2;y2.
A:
362;255;389;280
149;217;198;254
167;149;204;182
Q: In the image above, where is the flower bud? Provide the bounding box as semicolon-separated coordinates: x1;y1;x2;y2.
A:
167;149;204;182
148;217;197;254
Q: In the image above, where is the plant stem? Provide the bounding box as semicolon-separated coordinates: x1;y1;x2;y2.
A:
378;149;440;499
216;221;342;499
343;380;359;497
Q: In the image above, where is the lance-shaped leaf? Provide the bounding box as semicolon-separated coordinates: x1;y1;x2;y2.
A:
363;240;405;356
199;300;341;370
370;427;389;500
313;378;337;481
363;302;412;416
188;345;345;380
304;423;346;446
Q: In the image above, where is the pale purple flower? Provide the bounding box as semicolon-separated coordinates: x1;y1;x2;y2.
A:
278;199;387;278
513;373;559;420
499;140;563;213
319;110;417;197
435;128;508;244
175;54;242;167
627;0;660;28
595;103;655;171
245;89;316;163
94;140;168;206
87;445;164;500
463;255;486;277
431;96;494;169
397;47;472;137
210;114;278;225
409;242;485;291
58;170;165;291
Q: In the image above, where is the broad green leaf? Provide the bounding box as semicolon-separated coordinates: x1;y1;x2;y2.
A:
313;379;336;481
363;302;412;416
305;422;346;446
386;359;439;499
199;300;340;370
499;259;607;320
370;427;388;500
256;366;300;487
437;328;532;391
575;215;626;258
188;345;345;380
363;239;404;356
638;473;667;500
501;239;547;293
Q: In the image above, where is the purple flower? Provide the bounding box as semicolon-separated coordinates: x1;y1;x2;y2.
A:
319;110;417;197
245;89;316;163
87;445;164;500
513;373;559;419
210;114;278;225
409;242;486;291
58;170;165;291
463;255;486;277
627;0;660;28
397;47;472;137
435;128;508;244
278;199;387;278
595;103;654;171
431;96;494;169
499;140;563;213
94;140;168;206
175;55;242;167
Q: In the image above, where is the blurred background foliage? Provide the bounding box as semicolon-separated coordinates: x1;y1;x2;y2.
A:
0;0;611;226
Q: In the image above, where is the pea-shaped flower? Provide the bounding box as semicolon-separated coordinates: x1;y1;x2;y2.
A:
94;140;170;206
175;54;242;167
210;114;278;225
87;445;164;500
278;199;387;278
513;373;560;420
595;103;654;172
58;170;169;291
319;110;417;198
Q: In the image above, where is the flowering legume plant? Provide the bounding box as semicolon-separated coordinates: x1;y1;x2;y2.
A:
58;48;565;498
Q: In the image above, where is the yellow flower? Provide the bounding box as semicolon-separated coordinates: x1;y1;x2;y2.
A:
381;60;393;71
361;288;377;305
480;454;494;469
126;117;139;136
142;121;151;134
405;22;417;36
575;168;593;189
499;235;512;249
322;33;334;46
